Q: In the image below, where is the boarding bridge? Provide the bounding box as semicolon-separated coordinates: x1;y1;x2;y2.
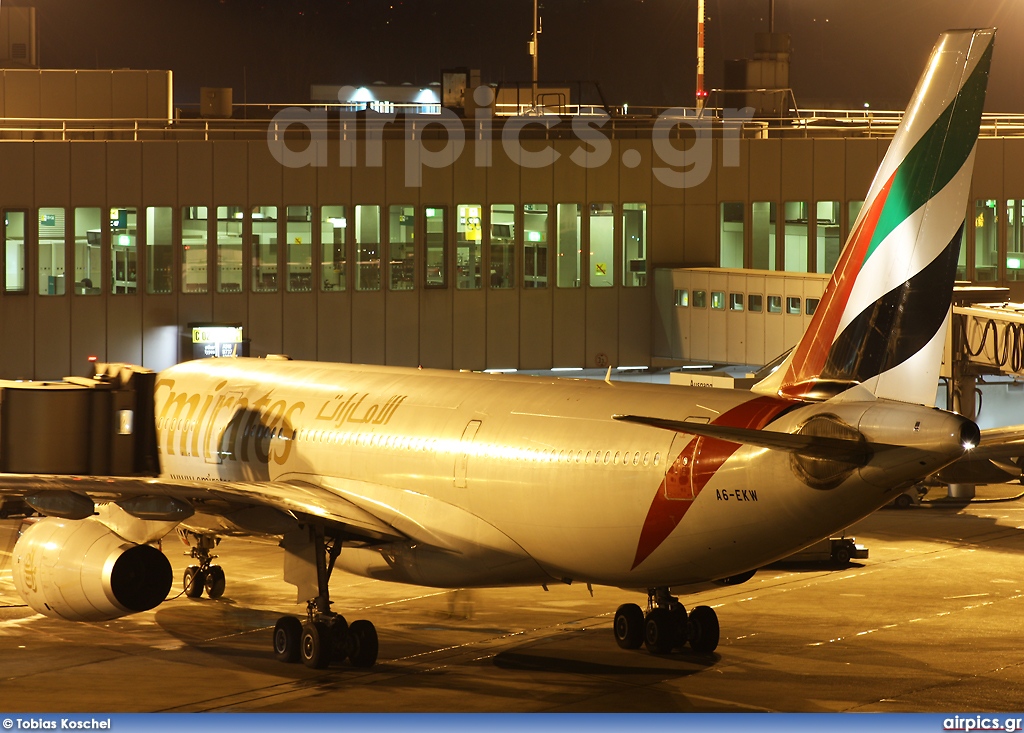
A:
0;363;158;477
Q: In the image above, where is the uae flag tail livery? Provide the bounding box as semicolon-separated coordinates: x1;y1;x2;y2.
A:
754;29;995;407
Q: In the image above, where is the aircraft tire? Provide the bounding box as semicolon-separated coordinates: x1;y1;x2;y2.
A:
346;619;379;668
183;566;206;599
688;605;720;654
205;565;226;599
644;607;675;654
300;621;333;669
273;616;302;663
613;603;645;649
329;615;350;663
670;604;689;650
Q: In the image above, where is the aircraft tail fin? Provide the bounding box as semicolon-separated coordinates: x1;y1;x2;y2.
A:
752;28;995;406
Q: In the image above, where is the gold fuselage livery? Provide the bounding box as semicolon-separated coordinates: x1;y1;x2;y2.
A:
1;29;996;670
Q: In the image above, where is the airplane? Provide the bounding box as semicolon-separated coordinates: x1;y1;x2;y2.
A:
0;27;994;670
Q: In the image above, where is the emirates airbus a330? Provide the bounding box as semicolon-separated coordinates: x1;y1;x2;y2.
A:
3;28;994;669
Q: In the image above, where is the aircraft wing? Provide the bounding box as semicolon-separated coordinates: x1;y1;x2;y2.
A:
0;473;407;544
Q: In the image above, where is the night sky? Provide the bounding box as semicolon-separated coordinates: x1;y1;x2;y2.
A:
28;0;1024;112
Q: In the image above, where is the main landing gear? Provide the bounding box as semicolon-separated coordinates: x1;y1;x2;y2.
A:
272;526;379;670
613;587;720;655
182;533;226;599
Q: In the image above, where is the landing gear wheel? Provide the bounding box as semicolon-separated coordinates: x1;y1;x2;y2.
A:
688;605;720;653
613;603;645;649
183;566;206;598
895;493;913;509
329;616;350;663
345;619;379;668
300;621;333;669
273;616;302;663
644;607;676;654
205;565;226;599
669;604;689;650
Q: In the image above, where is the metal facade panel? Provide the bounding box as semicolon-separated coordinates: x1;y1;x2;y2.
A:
282;292;318;362
812;139;845;202
0;143;33;205
780;138;813;202
350;290;386;365
452;289;486;371
106;143;142;205
486;288;519;370
34;296;71;379
107;295;143;364
519;290;552;369
248;141;283;205
76;72;112;120
551;288;585;367
419;288;453;369
212;142;247;204
111;71;148;119
141;295;179;373
141;142;177;204
585;287;617;369
39;71;76;120
619;140;652;202
748;138;781;202
34;143;68;203
649;203;684;265
683;203;716;267
248;293;284;357
177;142;212;203
4;70;38;118
317;290;353;364
385;289;419;367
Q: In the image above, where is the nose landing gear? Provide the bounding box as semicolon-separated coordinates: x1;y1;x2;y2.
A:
613;587;719;654
181;533;226;599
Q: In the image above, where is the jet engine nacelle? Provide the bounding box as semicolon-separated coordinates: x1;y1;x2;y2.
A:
12;516;173;621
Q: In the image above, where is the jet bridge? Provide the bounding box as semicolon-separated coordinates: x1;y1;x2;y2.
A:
0;363;158;477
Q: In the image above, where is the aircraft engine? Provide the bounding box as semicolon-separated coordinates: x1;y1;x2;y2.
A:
11;516;173;621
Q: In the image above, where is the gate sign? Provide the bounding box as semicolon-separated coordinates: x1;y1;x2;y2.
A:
191;324;243;359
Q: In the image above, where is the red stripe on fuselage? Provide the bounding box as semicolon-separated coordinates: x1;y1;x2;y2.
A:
777;171;896;396
630;394;796;570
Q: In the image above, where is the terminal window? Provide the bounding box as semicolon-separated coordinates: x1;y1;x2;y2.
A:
355;204;381;291
216;206;244;293
4;210;26;294
286;206;313;292
424;206;446;289
320;205;346;292
719;202;744;269
489;204;514;289
589;203;613;288
388;205;415;291
751;202;777;271
37;207;65;296
251;206;279;293
110;207;137;294
180;206;208;294
523;204;548;288
975;199;998;282
74;207;101;295
556;203;582;288
146;206;173;295
456;204;482;290
622;203;647;287
1008;200;1024;282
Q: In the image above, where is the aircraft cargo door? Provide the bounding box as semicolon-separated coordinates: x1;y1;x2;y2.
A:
663;431;698;500
454;419;482;488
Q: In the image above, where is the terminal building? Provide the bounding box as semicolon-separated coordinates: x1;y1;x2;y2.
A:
0;21;1022;382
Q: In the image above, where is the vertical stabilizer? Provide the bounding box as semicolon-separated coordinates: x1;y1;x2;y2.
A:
753;29;994;406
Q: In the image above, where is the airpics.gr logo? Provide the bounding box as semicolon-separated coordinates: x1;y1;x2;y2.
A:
266;85;754;189
943;716;1024;732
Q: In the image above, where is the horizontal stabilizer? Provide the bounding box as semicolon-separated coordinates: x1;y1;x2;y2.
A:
612;414;896;463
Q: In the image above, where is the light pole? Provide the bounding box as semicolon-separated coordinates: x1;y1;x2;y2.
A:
530;0;540;108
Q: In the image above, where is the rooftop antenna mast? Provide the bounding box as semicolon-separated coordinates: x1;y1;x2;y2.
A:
530;0;541;109
696;0;706;110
